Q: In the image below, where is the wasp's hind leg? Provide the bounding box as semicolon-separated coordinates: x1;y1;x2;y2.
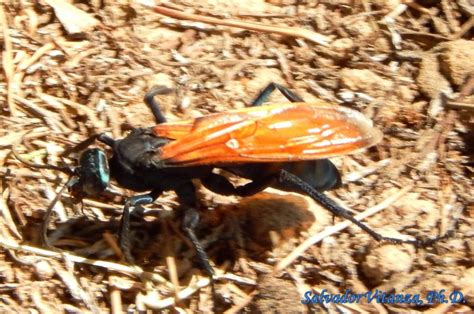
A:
144;86;175;124
278;169;451;247
251;82;304;106
175;182;215;278
119;189;162;262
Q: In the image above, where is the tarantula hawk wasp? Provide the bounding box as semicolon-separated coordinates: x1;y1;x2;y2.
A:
15;83;448;277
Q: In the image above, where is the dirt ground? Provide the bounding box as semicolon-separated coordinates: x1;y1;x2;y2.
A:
0;0;473;313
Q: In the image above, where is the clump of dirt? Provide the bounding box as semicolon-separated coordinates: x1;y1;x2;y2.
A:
361;244;415;285
249;274;305;313
438;39;474;86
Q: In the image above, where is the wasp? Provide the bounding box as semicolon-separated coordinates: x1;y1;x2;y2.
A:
16;83;445;277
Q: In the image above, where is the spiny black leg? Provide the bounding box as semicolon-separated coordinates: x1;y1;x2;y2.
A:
182;208;215;278
97;133;116;148
279;169;448;247
144;85;174;124
251;82;304;106
119;190;162;262
61;133;116;157
201;172;276;197
175;183;215;278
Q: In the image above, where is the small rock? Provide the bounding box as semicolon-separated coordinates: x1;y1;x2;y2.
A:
432;16;451;37
398;85;417;103
249;274;305;313
457;0;474;16
34;260;55;281
245;68;285;101
330;38;355;60
459;268;474;305
45;0;99;36
345;20;375;39
438;39;474;87
340;68;393;97
148;72;174;89
293;46;315;63
361;245;414;285
416;53;451;99
374;37;392;54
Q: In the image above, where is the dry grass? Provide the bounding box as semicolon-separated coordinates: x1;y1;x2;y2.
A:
0;1;473;312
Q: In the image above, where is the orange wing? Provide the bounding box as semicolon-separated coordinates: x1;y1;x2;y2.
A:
152;101;383;166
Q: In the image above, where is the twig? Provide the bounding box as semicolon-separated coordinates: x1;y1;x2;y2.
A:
403;0;432;15
142;276;212;309
17;42;56;71
55;263;96;310
456;72;474;101
446;101;474;111
383;3;408;21
441;0;460;34
1;187;22;239
109;275;123;314
223;292;257;314
398;28;449;40
103;231;123;259
13;95;66;133
274;185;413;272
31;288;54;313
163;221;180;305
445;72;474;111
343;159;392;183
0;238;174;288
142;272;256;310
0;3;16;115
271;48;294;85
452;15;474;40
143;4;331;46
37;93;104;131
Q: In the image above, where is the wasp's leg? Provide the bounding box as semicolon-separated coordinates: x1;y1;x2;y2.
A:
97;133;116;148
119;189;162;262
144;86;175;124
61;133;116;157
251;82;304;106
60;133;111;157
201;173;276;197
279;169;450;247
174;182;215;278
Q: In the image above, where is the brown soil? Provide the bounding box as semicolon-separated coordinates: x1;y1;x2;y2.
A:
1;1;473;313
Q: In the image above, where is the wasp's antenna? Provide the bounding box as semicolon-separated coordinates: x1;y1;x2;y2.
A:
61;133;115;157
41;176;79;250
12;130;75;175
61;134;101;157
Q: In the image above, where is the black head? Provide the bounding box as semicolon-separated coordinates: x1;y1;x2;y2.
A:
69;148;110;200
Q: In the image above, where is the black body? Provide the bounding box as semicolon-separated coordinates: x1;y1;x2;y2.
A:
109;128;212;192
106;127;341;195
